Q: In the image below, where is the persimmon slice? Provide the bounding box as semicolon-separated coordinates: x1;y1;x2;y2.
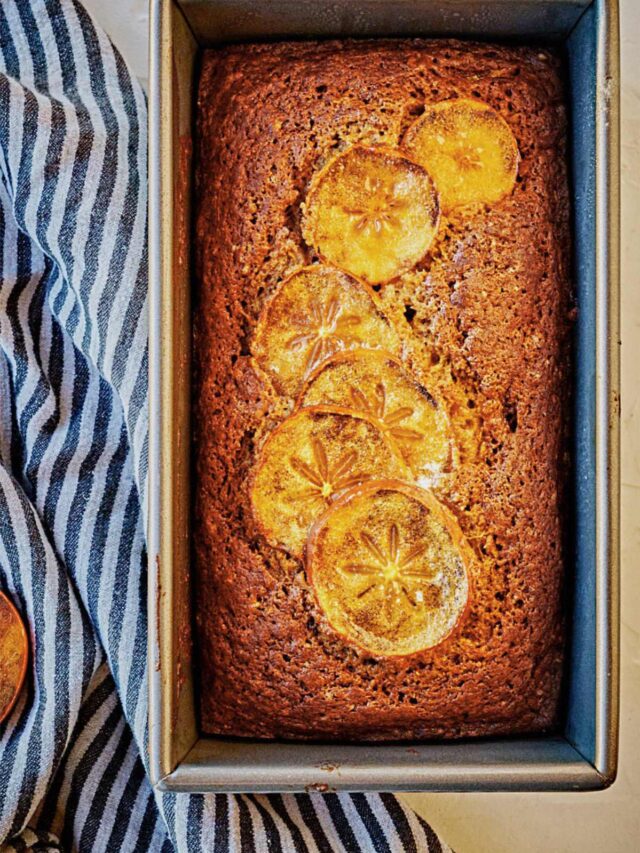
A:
251;407;409;558
252;265;401;397
301;146;440;285
0;591;28;724
403;99;519;211
307;481;471;656
297;349;453;483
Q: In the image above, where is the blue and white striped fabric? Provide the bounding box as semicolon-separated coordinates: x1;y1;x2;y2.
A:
0;1;450;849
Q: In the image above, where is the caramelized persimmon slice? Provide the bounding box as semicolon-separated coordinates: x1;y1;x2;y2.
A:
297;349;453;483
0;591;28;724
252;265;401;397
251;407;410;558
301;146;440;285
403;99;519;211
307;481;471;656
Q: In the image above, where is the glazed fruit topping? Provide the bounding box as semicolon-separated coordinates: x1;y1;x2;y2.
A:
297;349;453;482
344;173;410;236
290;437;362;502
306;481;471;656
302;146;440;285
251;265;401;396
403;98;519;211
251;407;410;558
285;293;361;375
247;96;514;648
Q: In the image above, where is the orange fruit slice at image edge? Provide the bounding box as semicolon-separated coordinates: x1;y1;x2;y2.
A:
251;264;402;397
306;480;472;657
251;406;412;559
0;591;28;724
403;99;519;212
301;146;440;285
296;348;454;483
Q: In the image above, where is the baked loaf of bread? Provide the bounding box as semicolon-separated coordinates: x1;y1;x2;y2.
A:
193;39;572;740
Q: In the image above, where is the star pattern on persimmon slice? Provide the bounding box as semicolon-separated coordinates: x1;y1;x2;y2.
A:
348;383;424;444
453;144;484;172
301;145;440;284
252;266;402;397
251;408;409;558
290;438;362;504
306;482;471;655
403;99;519;211
296;350;454;481
342;175;410;236
285;293;362;374
341;522;442;614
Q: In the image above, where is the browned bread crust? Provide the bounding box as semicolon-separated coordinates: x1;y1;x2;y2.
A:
193;39;572;740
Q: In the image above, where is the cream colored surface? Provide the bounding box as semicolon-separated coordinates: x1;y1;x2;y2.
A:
87;0;639;849
83;0;149;88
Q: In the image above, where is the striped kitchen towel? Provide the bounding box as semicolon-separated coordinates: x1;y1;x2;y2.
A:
0;1;450;850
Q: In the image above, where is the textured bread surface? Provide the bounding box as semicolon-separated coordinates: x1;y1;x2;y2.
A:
193;39;572;740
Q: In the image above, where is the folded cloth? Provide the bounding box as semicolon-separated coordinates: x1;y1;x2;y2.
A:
0;1;450;850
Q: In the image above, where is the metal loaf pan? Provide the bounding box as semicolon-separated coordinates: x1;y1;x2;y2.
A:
148;0;620;793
